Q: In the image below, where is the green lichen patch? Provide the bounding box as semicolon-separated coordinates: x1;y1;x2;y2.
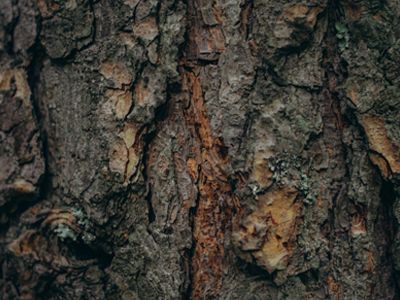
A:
268;152;303;186
54;224;78;241
335;22;350;52
298;173;317;205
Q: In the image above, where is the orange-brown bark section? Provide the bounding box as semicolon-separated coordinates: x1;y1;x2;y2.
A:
186;0;225;62
179;1;235;298
181;69;233;299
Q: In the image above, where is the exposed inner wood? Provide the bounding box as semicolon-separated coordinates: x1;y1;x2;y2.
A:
179;1;235;298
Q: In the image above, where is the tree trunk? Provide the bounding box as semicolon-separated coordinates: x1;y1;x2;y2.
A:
1;0;400;299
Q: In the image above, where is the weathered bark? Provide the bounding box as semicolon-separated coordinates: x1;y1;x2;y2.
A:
1;0;400;299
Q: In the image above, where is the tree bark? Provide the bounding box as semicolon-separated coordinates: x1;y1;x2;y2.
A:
1;0;400;299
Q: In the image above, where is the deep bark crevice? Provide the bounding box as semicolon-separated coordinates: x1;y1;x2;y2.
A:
141;73;182;225
142;128;157;224
320;0;353;292
176;1;236;293
18;10;52;220
380;179;400;297
27;44;51;202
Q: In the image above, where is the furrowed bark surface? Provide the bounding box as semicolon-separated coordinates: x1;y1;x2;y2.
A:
1;0;400;299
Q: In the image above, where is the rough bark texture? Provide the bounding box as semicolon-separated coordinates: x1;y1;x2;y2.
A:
1;0;400;299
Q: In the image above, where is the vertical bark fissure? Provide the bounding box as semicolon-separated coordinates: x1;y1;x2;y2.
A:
176;1;236;298
142;130;157;224
380;179;400;297
239;0;254;40
322;1;399;296
181;68;233;299
321;1;352;292
142;83;177;225
26;20;51;205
